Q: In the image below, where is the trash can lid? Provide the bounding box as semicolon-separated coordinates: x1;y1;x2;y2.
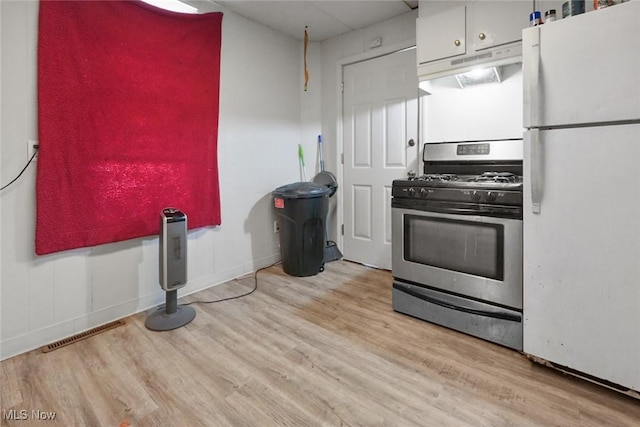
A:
312;171;338;197
273;181;330;199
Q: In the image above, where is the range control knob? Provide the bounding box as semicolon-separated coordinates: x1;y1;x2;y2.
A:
408;187;416;196
486;191;497;202
420;188;429;198
471;190;481;202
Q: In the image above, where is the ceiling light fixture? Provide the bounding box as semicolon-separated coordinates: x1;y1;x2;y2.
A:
140;0;198;14
455;66;502;89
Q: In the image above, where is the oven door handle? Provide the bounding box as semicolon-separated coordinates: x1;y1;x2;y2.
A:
394;283;521;322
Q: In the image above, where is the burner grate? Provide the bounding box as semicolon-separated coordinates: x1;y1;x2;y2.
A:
413;173;459;182
473;172;519;183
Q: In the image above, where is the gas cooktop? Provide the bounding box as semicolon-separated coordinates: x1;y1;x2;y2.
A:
392;139;524;206
411;171;520;183
399;172;523;190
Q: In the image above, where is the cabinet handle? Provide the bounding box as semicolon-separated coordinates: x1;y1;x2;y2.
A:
454;39;461;47
479;32;486;40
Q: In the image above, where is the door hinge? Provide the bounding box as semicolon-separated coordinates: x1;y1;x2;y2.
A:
341;153;344;164
341;82;344;93
341;224;344;235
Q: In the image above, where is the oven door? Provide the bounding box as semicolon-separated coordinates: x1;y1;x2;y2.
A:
391;207;522;309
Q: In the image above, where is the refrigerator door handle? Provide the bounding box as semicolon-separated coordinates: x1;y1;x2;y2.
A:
527;129;542;213
523;27;541;127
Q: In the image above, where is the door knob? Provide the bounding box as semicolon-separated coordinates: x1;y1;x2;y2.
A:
408;139;416;147
479;33;486;40
407;170;416;178
454;39;461;47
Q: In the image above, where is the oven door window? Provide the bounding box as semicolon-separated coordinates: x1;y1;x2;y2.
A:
404;215;504;280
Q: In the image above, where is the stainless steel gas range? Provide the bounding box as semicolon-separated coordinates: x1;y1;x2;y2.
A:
391;139;523;350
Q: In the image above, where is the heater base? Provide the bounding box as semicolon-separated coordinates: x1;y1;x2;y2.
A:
145;305;196;331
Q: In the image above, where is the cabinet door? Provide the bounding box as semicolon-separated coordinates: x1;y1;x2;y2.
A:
416;5;466;65
471;1;530;51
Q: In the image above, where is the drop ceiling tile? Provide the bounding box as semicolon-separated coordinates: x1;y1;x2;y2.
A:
212;0;415;41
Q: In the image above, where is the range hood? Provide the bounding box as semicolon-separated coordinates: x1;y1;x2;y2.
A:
455;66;502;88
418;42;522;83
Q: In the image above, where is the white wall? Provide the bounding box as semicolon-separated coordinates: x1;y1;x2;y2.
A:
300;40;323;181
0;0;312;359
420;62;523;142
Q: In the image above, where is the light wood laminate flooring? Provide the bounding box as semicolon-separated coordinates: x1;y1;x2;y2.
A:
2;261;639;426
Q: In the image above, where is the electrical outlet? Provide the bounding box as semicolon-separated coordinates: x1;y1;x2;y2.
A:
273;220;280;234
27;140;39;162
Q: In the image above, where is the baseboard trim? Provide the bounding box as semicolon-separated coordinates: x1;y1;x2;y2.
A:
0;254;280;361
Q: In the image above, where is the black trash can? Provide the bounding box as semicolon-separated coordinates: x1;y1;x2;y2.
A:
273;182;330;277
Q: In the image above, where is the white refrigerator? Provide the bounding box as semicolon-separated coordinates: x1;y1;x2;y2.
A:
522;2;640;394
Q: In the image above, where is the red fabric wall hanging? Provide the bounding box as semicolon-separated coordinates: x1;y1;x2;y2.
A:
36;0;223;255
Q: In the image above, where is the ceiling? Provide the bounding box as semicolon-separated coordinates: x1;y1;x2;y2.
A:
207;1;419;42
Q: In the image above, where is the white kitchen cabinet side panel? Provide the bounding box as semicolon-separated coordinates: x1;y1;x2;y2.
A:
523;125;640;392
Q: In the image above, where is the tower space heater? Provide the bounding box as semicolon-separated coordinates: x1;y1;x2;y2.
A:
145;208;196;331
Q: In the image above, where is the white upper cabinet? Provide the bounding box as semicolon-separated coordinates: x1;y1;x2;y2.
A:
417;1;530;78
471;2;531;52
416;5;467;65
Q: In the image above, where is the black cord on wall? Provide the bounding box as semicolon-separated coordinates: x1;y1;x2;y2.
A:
0;146;39;191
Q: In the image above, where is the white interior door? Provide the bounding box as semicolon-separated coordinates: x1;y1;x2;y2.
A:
342;48;419;270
